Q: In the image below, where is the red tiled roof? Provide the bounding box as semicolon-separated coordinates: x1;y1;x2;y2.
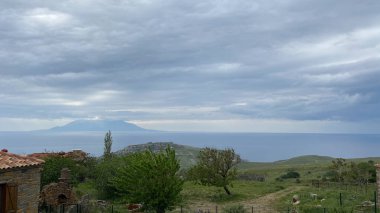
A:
0;151;44;170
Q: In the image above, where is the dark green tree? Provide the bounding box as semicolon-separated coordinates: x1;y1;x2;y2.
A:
41;156;80;187
111;147;183;213
93;156;123;199
188;147;241;195
280;171;300;179
104;130;113;159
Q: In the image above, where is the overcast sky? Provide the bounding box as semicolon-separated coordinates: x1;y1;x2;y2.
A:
0;0;380;133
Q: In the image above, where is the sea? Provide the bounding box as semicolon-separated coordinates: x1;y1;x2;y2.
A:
0;131;379;162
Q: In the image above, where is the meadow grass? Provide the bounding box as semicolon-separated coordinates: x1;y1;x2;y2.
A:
181;180;288;205
275;183;377;212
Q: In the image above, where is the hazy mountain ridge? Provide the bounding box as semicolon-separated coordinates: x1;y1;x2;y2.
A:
45;120;154;132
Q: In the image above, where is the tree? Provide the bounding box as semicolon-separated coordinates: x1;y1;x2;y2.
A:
93;156;123;199
356;161;376;184
345;161;376;186
326;159;376;185
111;146;184;213
188;147;241;195
94;130;120;199
41;156;80;187
104;130;113;159
329;158;349;183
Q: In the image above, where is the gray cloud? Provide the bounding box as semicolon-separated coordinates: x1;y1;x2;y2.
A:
0;0;380;131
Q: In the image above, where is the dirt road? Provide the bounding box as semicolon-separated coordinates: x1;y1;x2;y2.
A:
186;186;304;213
238;186;305;213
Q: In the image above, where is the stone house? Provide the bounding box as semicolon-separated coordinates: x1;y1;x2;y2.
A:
0;149;44;213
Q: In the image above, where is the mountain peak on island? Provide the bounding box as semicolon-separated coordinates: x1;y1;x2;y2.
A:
47;119;152;132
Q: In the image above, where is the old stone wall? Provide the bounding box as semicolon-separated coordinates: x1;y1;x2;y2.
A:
40;168;77;206
0;166;42;212
40;182;77;206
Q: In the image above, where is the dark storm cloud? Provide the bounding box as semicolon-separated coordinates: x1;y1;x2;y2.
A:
0;0;380;130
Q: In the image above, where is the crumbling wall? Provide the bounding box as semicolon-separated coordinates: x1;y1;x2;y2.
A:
39;168;77;206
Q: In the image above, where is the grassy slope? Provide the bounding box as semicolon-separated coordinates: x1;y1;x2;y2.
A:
237;155;380;211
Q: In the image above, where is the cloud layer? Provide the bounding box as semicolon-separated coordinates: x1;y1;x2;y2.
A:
1;0;380;132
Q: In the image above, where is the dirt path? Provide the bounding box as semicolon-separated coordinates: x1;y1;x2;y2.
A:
186;186;304;213
238;186;305;213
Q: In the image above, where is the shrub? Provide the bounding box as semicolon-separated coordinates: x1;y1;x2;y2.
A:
280;171;300;179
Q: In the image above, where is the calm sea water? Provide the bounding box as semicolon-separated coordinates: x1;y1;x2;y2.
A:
0;131;379;162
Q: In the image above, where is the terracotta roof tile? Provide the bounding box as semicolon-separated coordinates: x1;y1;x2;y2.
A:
0;151;44;170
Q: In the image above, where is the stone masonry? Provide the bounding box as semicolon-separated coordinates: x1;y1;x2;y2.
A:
0;166;42;212
40;168;77;206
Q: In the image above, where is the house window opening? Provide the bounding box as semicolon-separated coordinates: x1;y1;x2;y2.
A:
57;194;67;204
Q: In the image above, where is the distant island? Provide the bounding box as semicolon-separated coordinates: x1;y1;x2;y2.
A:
43;119;156;132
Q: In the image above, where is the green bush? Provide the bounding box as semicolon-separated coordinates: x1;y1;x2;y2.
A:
280;171;300;179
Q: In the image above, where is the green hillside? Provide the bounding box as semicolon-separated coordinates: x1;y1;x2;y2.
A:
237;155;333;170
274;155;335;165
238;155;380;172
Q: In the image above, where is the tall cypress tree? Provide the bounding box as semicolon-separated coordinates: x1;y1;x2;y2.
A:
103;130;113;159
